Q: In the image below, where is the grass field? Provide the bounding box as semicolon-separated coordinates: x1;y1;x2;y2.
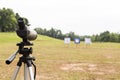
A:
1;32;120;80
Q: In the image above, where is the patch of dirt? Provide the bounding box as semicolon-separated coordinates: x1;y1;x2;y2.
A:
36;74;60;80
60;63;118;75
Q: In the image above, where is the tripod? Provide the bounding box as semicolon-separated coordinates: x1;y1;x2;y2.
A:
6;42;36;80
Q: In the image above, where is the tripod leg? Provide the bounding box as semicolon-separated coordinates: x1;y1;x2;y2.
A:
28;66;34;80
24;64;29;80
12;66;21;80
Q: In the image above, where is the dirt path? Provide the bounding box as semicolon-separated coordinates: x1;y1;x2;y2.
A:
60;62;118;75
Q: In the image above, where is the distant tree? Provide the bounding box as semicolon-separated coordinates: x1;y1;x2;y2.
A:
94;34;100;42
55;30;63;39
109;33;119;42
49;28;56;37
67;32;75;41
0;8;17;32
99;31;110;42
91;35;96;42
118;34;120;42
15;13;21;20
34;28;44;35
24;18;30;26
43;28;47;35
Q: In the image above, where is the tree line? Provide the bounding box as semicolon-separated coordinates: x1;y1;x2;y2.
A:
34;28;120;42
34;27;80;41
1;8;120;42
91;31;120;42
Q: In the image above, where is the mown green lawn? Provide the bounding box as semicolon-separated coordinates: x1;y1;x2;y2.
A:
1;32;120;80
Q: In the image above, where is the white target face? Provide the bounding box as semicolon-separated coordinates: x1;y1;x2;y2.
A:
85;38;92;44
64;38;71;44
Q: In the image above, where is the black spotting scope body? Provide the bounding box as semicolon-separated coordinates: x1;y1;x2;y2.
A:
16;18;37;41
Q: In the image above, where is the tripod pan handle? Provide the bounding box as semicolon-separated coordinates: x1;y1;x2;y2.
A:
6;50;19;64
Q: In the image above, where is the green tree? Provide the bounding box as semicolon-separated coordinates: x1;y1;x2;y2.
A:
118;34;120;42
109;33;119;42
0;8;17;32
15;13;21;20
67;31;75;41
48;28;56;37
99;31;110;42
55;30;63;39
34;28;44;34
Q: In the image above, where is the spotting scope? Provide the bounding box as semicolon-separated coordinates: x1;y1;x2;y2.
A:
6;18;37;64
16;18;37;42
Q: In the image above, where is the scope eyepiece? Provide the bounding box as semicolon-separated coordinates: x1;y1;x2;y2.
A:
18;18;26;30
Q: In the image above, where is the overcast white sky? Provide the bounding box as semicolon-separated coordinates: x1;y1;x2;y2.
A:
0;0;120;35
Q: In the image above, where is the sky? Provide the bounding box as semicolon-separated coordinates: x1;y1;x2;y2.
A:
0;0;120;35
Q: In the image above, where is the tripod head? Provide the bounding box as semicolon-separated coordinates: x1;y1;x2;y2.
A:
5;42;33;64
